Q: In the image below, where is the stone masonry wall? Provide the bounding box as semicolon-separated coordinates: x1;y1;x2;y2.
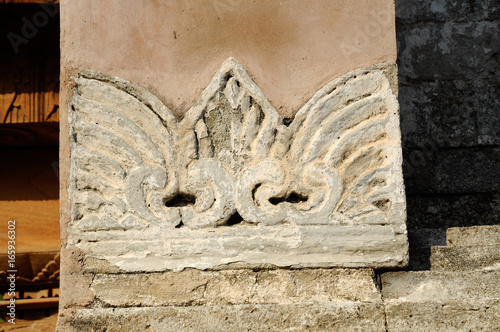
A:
396;0;500;269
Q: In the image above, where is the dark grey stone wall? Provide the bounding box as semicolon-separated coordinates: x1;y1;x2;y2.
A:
396;0;500;269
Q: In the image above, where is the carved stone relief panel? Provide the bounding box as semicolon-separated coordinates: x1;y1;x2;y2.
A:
68;58;407;271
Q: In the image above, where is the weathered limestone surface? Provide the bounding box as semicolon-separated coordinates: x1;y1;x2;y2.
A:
62;225;500;332
431;225;500;271
447;225;500;246
383;271;500;331
382;271;500;303
431;245;500;271
67;59;407;271
63;304;387;332
385;302;500;332
90;269;381;307
55;268;386;331
382;224;500;332
58;247;94;310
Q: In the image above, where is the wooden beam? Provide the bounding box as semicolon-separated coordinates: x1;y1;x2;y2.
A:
0;297;58;311
2;1;59;4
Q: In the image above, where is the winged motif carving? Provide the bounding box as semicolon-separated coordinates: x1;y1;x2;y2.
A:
69;58;404;234
68;58;408;270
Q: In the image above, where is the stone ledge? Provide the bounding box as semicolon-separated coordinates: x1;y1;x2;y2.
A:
385;302;500;332
77;225;409;272
447;225;500;246
431;245;500;271
90;268;381;307
381;271;500;303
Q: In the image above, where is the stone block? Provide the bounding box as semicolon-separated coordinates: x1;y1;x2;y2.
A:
399;82;474;149
405;194;500;229
431;245;500;271
395;0;500;24
399;79;500;149
63;304;387;332
58;247;94;309
401;152;437;194
90;269;381;307
383;271;500;330
397;21;500;81
381;271;500;303
385;302;500;332
447;225;500;246
475;79;500;146
435;147;500;194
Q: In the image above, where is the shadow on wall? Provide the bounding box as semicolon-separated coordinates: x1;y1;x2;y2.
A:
395;0;500;269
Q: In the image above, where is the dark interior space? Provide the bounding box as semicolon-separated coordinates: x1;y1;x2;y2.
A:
395;0;500;269
0;1;60;324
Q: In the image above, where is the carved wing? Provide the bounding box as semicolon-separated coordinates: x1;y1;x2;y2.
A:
289;67;403;225
71;69;240;231
69;70;179;231
234;65;403;226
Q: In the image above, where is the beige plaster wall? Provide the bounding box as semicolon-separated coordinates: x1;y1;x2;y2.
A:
60;0;396;118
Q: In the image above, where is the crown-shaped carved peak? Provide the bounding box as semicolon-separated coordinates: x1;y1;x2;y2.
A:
182;57;278;129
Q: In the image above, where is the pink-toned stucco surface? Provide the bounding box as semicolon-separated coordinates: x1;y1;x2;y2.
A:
61;0;396;118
